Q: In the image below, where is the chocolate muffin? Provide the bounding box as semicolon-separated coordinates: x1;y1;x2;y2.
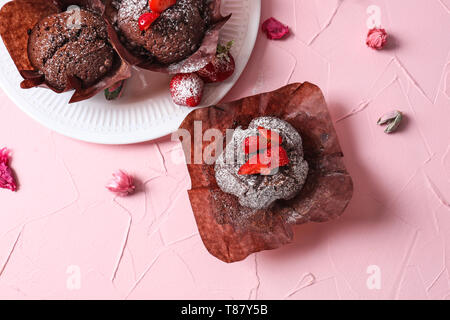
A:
28;8;115;91
215;117;309;210
117;0;210;65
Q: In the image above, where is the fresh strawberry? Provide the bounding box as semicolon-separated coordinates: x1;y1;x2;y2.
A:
138;12;160;31
239;152;271;175
256;146;289;169
243;136;258;154
257;126;283;145
243;135;270;154
279;147;290;167
238;146;290;176
170;73;204;107
197;41;235;83
238;161;269;175
242;127;282;154
150;0;177;13
267;146;290;167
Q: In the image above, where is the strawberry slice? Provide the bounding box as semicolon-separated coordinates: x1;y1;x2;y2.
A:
258;127;282;145
169;73;204;107
242;127;282;154
238;146;290;176
258;146;289;168
243;136;258;154
239;152;271;175
269;146;290;167
150;0;177;13
238;162;268;175
138;12;160;31
243;135;271;154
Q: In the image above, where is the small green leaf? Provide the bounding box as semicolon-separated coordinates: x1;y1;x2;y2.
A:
105;80;125;101
216;40;234;62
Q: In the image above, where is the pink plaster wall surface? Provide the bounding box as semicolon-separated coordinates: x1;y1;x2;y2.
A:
0;0;450;300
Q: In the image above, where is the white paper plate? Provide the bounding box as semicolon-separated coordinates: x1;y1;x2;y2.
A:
0;0;260;144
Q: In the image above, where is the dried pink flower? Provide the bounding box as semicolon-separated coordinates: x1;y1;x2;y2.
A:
106;170;135;197
0;147;17;192
366;28;388;50
262;17;290;40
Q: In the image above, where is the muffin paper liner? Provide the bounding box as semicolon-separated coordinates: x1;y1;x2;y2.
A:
0;0;132;103
104;0;231;74
179;83;354;263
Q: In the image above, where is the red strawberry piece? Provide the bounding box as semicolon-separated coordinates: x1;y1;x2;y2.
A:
138;12;160;31
260;146;290;167
269;146;289;168
242;126;282;155
170;73;204;107
238;146;289;176
239;153;270;175
243;135;271;154
238;161;269;175
150;0;177;13
243;136;258;154
197;41;236;83
258;126;283;145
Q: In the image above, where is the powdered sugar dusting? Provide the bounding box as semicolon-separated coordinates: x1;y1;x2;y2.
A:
215;117;309;210
118;0;147;21
118;0;209;28
170;73;204;106
167;56;210;73
117;0;210;65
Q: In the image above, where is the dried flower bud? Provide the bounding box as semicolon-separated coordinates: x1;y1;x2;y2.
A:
0;147;17;192
106;170;135;196
377;110;403;134
262;18;290;40
366;28;388;50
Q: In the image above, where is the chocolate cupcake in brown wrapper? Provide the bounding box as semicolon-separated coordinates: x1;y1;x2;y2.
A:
178;83;354;263
0;0;131;103
106;0;230;74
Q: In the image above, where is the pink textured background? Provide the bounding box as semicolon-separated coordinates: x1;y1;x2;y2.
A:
1;0;450;299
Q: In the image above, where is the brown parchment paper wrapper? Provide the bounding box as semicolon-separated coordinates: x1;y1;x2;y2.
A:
0;0;131;103
179;83;354;263
104;0;231;74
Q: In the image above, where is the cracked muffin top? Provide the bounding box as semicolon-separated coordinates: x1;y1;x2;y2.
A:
27;8;114;91
116;0;210;65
